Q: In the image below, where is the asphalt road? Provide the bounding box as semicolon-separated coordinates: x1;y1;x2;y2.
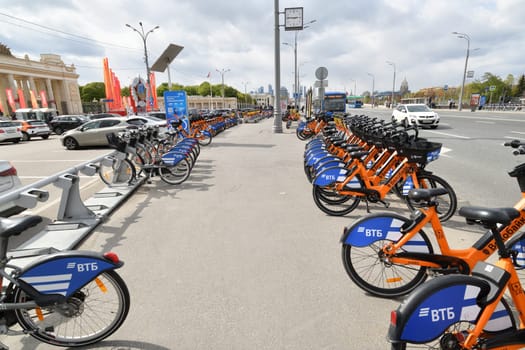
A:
0;109;524;349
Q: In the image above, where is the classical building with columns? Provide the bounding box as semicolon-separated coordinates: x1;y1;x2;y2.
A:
0;43;82;117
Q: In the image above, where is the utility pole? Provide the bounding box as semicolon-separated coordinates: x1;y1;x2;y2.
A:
216;68;230;108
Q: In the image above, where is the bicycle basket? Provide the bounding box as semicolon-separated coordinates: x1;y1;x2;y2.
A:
106;133;127;153
398;140;442;164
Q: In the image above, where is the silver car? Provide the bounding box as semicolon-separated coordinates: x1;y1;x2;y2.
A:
0;160;24;217
59;117;131;150
0;120;22;143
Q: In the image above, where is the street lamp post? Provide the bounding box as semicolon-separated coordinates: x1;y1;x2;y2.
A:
283;19;316;108
386;61;396;108
367;72;375;108
216;68;230;108
452;32;470;111
125;22;159;111
242;81;249;108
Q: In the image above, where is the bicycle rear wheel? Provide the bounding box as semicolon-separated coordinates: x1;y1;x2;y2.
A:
406;173;457;221
98;158;135;186
342;233;431;298
14;270;130;347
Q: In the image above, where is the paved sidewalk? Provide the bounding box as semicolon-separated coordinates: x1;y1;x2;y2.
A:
4;117;482;350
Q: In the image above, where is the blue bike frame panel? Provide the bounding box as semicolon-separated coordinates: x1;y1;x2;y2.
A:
389;275;515;344
341;214;430;253
19;252;122;297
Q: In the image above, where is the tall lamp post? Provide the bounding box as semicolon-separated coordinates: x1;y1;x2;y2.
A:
125;22;159;111
242;81;249;108
386;61;396;108
452;31;470;111
367;72;375;108
283;19;316;108
216;68;230;108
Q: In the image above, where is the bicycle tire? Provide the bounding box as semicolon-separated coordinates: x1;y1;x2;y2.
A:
342;227;432;298
14;270;130;347
312;185;361;216
159;158;192;185
197;132;212;146
406;173;457;222
98;158;135;186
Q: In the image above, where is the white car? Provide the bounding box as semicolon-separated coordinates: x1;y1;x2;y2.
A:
391;104;440;129
0;120;22;143
126;115;169;135
0;160;24;217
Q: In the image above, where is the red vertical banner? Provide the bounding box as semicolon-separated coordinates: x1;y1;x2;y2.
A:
6;88;16;112
17;89;27;109
0;99;4;114
29;90;39;109
39;90;48;107
150;72;158;110
103;57;114;110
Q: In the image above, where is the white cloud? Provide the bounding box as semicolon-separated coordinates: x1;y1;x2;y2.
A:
0;0;523;95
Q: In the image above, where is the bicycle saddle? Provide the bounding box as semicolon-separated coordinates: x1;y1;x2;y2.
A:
0;215;42;238
407;188;449;202
459;206;520;227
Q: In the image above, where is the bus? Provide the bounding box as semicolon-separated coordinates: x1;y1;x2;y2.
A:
346;95;363;108
323;91;347;113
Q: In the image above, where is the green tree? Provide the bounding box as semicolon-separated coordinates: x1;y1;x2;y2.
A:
513;74;525;97
121;86;130;97
79;82;106;102
197;82;212;96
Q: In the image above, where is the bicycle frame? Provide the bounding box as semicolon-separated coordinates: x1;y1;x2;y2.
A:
342;196;525;275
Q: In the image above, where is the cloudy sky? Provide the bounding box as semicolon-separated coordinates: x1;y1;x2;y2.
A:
1;0;524;96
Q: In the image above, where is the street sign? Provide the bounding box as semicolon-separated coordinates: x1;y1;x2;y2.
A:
490;85;496;91
467;70;474;78
314;80;328;88
284;7;303;31
315;67;328;80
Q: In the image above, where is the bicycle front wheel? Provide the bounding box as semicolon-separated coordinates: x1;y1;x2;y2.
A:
342;234;431;298
196;132;212;146
14;270;130;347
159;158;192;185
99;158;135;186
312;185;361;216
407;173;457;222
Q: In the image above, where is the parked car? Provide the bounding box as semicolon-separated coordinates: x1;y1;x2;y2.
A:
0;160;24;217
146;111;166;120
391;104;440;129
127;115;169;135
0;120;22;143
59;117;131;150
49;115;90;135
13;120;51;141
88;113;123;120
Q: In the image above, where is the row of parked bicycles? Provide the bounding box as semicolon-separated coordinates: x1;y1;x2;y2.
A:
0;114;240;349
298;112;525;349
99;115;238;187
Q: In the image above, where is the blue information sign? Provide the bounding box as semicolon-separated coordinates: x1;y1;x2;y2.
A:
164;90;189;132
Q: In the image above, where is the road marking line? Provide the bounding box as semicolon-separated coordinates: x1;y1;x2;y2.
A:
504;136;525;140
13;160;102;162
426;130;471;139
18;176;95;179
476;121;495;124
511;131;525;135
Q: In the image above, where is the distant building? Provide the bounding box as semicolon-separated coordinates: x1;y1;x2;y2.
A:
0;43;82;115
251;93;274;107
268;84;273;95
